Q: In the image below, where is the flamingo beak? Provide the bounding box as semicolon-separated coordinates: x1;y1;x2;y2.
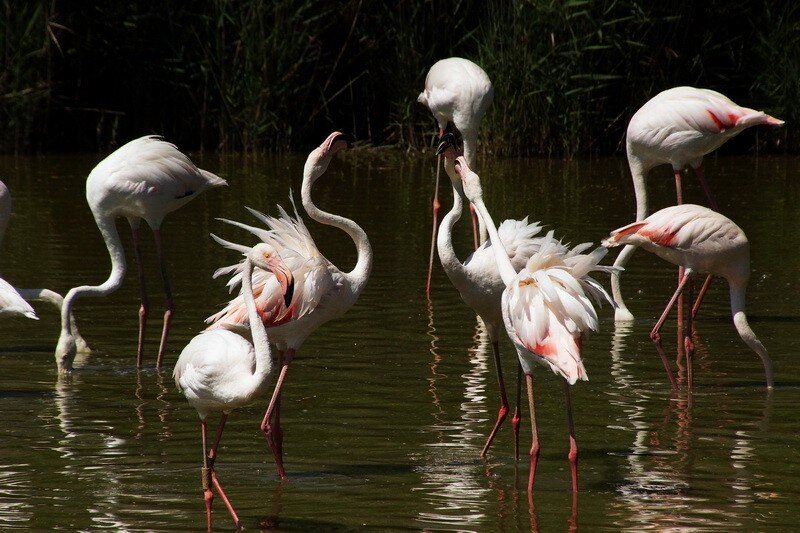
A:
436;132;456;156
272;264;295;307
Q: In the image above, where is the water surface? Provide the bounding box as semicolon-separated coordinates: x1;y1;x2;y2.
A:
1;150;799;531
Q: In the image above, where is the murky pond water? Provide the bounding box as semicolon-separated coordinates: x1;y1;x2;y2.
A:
1;149;799;531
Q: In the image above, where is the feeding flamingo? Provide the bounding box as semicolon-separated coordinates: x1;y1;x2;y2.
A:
604;203;773;390
419;57;494;294
54;136;227;372
435;133;551;458
456;156;616;493
0;181;91;346
174;243;294;531
206;132;372;479
611;87;784;321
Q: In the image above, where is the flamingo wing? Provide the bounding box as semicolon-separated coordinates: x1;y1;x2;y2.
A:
0;278;37;320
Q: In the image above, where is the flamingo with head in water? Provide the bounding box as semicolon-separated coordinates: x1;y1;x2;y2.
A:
611;87;784;322
54;136;227;372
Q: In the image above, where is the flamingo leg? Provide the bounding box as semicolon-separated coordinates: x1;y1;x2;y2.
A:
684;277;695;389
691;275;714;320
469;203;480;250
426;156;442;297
651;270;692;388
511;362;522;462
525;374;540;493
693;165;719;211
153;229;174;369
272;351;285;461
653;340;679;391
200;414;241;530
200;420;213;532
561;379;579;493
674;168;685;345
131;225;149;368
480;340;509;458
261;349;294;480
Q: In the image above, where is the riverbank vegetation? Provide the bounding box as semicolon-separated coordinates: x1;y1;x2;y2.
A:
1;1;797;155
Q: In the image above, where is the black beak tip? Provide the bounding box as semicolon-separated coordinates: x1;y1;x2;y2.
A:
435;132;456;155
283;281;295;308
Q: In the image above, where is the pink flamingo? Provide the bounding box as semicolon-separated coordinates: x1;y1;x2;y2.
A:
604;203;773;390
174;243;294;531
456;156;616;493
206;132;372;479
611;87;784;322
54;136;226;372
435;133;548;458
419;57;494;294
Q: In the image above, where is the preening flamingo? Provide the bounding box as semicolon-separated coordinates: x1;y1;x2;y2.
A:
206;132;372;479
604;203;773;389
611;87;784;321
435;133;546;458
456;156;616;493
54;136;227;372
419;57;494;294
0;181;89;346
174;243;294;531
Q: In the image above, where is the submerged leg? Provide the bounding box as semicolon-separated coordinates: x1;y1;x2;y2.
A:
480;340;509;458
153;229;174;369
651;270;692;388
131;225;149;368
426;157;442;297
525;374;540;493
261;349;294;480
685;277;695;389
200;420;213;532
561;379;578;493
206;414;241;528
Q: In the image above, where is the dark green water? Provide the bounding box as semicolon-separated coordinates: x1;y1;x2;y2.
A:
1;151;799;531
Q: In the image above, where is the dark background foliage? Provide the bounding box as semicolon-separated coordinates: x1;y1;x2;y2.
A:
1;0;798;155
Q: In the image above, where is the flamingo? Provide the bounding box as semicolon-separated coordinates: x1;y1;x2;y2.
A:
455;156;616;493
435;133;549;458
174;242;294;531
206;132;372;479
611;86;784;321
0;181;92;346
419;57;494;294
603;203;773;390
54;136;227;372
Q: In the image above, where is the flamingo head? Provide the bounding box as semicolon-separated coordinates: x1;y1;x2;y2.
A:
248;243;295;308
453;156;483;203
435;132;459;159
304;132;353;182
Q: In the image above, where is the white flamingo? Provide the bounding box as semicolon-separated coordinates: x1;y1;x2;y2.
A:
206;132;372;479
604;203;773;390
419;57;494;293
54;136;227;372
435;133;547;458
456;156;616;493
612;87;784;321
0;181;91;346
174;243;294;531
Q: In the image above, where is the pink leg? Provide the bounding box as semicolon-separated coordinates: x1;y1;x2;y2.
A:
694;165;719;211
201;414;242;530
691;275;714;320
684;277;695;389
469;203;480;250
131;225;149;368
653;341;679;391
674;169;685;347
261;349;294;480
210;470;241;529
525;374;540;493
426;157;442;297
480;340;509;458
153;229;174;369
561;379;578;493
651;271;692;388
511;363;522;462
200;420;213;532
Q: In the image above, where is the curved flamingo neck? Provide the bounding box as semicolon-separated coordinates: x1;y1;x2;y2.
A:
729;281;773;389
59;214;127;345
301;165;372;296
241;259;272;382
462;130;478;168
626;151;649;221
437;179;470;285
471;197;516;285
